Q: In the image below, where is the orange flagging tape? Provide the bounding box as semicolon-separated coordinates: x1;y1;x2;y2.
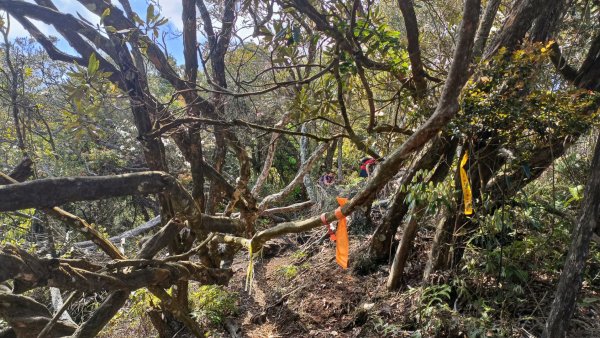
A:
335;197;349;269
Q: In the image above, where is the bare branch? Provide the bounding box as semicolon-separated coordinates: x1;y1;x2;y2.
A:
259;142;328;211
147;117;343;142
252;112;293;196
0;157;32;185
182;0;198;84
261;200;314;216
334;60;381;158
0;0;124;87
355;62;377;132
0;245;232;292
73;216;162;250
37;291;78;338
0;292;77;338
0;172;127;259
71;292;127;338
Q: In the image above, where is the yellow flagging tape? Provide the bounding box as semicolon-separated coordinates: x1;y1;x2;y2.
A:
460;151;473;215
245;245;255;294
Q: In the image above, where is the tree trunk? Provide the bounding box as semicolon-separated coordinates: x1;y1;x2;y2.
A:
300;122;316;201
424;212;457;280
368;135;456;262
424;145;466;279
337;138;343;181
473;0;501;58
387;203;424;290
543;133;600;338
323;140;337;172
387;137;457;287
1;26;27;156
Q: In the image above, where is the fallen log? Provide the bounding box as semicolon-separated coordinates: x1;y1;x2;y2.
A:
0;171;175;211
0;292;77;338
73;216;161;250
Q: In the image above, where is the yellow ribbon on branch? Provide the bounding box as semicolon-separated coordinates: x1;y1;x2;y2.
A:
460;151;473;215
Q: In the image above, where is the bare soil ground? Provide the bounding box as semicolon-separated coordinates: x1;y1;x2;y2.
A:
218;228;600;338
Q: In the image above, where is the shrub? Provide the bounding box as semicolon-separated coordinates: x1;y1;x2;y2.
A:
190;285;238;325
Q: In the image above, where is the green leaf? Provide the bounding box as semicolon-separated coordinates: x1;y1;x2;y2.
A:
101;7;111;18
569;185;584;201
146;4;155;22
155;17;169;26
88;53;100;74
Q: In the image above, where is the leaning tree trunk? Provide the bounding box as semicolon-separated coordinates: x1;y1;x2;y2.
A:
387;138;456;289
387;202;424;290
543;133;600;338
368;135;456;263
424;134;506;278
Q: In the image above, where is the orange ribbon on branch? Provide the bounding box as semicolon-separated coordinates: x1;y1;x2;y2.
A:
335;197;349;269
321;197;349;269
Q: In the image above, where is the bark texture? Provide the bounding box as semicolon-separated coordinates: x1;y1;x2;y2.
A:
0;171;175;211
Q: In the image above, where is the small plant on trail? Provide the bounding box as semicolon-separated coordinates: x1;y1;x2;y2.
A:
416;284;460;336
291;250;307;260
419;284;452;310
277;263;310;280
278;265;299;279
371;315;403;337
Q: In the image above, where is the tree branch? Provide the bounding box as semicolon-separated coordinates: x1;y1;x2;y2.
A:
398;0;427;95
473;0;501;58
0;171;176;212
483;0;555;58
258;142;328;211
0;0;124;87
147;117;343;142
0;292;77;338
249;0;481;251
0;157;32;185
261;200;314;216
182;0;198;84
0;245;231;292
252;112;293;196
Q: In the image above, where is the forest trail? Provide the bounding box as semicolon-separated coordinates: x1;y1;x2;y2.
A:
231;234;387;337
3;1;600;337
221;227;600;338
